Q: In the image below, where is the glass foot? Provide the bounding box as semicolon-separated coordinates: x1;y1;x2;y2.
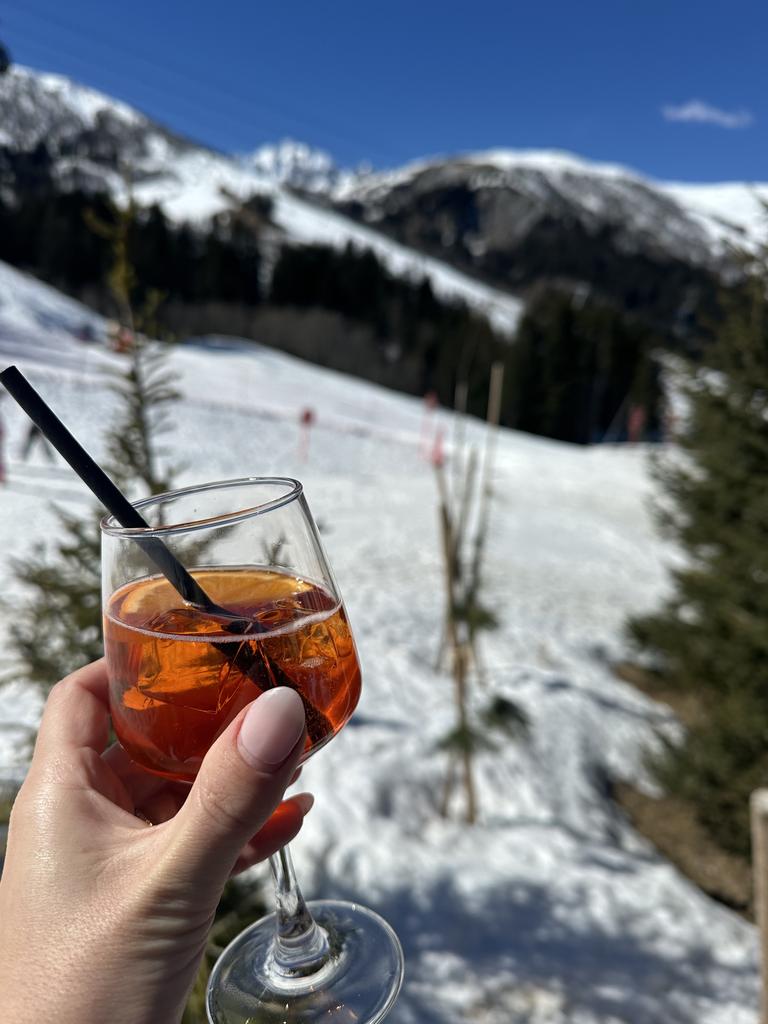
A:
206;899;404;1024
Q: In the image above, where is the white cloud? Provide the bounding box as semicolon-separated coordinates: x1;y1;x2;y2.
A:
662;100;753;129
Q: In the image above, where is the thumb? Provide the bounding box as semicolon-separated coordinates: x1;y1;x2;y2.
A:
168;687;306;893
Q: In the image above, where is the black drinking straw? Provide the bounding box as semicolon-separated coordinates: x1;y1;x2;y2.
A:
0;364;219;612
0;364;333;741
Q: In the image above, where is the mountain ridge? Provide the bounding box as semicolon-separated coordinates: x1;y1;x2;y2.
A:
1;63;765;367
3;64;766;252
0;65;526;333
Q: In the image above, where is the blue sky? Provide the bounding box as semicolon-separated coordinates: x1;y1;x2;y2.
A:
2;0;765;181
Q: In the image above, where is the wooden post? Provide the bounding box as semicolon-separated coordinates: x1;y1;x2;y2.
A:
454;640;477;825
751;789;768;1023
451;380;469;507
466;361;505;686
434;459;477;824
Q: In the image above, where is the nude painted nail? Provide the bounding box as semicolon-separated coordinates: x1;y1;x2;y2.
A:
237;688;305;769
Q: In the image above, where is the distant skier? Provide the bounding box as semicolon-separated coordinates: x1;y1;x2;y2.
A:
298;407;316;462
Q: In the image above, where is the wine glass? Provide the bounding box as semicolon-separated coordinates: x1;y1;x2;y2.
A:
101;476;404;1024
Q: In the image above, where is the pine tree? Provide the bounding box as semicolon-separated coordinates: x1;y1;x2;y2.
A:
512;288;662;444
9;340;179;688
105;336;180;496
10;200;179;690
10;510;104;687
629;251;768;856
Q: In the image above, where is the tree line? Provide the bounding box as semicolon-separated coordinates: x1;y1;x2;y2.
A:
0;183;673;443
0;189;262;307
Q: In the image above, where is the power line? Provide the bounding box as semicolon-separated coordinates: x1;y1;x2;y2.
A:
1;13;304;145
2;19;286;150
1;0;401;164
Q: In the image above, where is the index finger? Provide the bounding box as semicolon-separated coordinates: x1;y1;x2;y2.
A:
33;659;111;764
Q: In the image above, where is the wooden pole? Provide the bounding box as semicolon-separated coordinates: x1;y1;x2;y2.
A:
434;460;477;823
455;640;477;825
433;461;455;674
751;788;768;1023
466;361;505;683
473;361;504;571
453;447;478;576
451;380;469;508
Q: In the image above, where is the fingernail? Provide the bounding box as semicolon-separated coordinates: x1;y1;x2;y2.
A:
293;792;314;815
238;688;305;769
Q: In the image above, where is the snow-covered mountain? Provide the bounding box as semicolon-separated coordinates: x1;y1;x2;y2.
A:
0;65;198;197
333;149;768;263
0;67;341;198
2;63;767;337
326;151;768;334
0;65;148;152
333;150;719;267
239;140;344;193
0;256;759;1023
0;66;526;334
663;179;768;252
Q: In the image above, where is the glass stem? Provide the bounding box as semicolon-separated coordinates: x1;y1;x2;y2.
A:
268;844;330;978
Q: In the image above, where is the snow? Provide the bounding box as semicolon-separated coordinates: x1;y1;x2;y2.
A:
464;149;639;179
332;149;643;199
115;148;524;334
0;260;758;1022
0;66;145;152
127;146;270;221
334;150;723;270
4;60;768;304
6;63;768;334
123;152;524;335
239;140;341;192
0;67;524;333
662;181;768;251
31;68;144;129
0;262;111;373
271;191;524;335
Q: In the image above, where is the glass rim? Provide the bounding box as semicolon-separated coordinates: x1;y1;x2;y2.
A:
100;476;303;538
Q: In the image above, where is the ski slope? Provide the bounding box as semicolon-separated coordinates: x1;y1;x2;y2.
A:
0;260;758;1024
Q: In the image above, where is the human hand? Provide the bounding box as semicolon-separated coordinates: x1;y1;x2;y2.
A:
0;659;311;1024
